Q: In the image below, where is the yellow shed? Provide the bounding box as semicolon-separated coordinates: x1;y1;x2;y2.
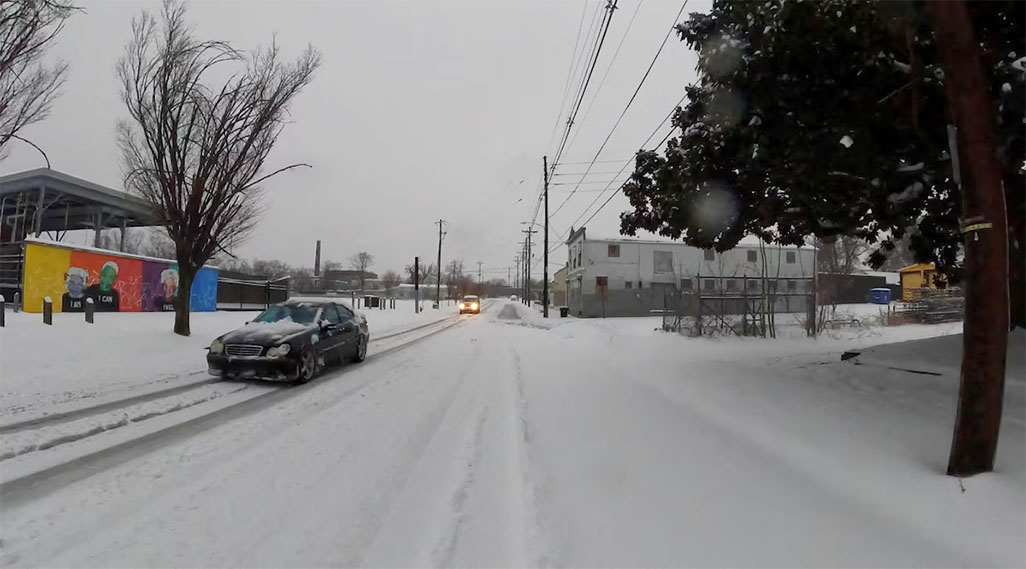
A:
898;263;946;300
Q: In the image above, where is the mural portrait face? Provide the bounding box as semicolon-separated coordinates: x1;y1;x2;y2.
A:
100;262;119;291
65;267;88;298
160;268;179;298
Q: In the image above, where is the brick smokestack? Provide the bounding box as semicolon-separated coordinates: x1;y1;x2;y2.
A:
314;240;321;276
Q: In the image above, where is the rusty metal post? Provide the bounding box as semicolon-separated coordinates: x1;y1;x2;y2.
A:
85;297;94;323
42;297;52;325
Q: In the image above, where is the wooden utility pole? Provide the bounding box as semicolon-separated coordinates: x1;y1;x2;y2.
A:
930;0;1010;477
414;256;420;313
543;156;550;318
523;228;536;305
514;254;521;292
434;219;446;308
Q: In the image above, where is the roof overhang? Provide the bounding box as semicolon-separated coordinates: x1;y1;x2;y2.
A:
0;168;158;233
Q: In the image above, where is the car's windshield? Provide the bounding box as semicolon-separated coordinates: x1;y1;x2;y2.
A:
252;304;319;324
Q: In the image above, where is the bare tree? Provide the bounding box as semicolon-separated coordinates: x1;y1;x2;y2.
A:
118;1;320;335
381;270;400;295
348;251;373;290
0;0;78;161
816;235;870;318
322;260;342;272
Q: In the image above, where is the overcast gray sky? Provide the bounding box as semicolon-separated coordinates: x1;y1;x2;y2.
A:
1;0;708;280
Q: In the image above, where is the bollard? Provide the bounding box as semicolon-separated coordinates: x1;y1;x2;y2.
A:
0;294;5;327
43;297;53;325
85;297;95;324
13;292;20;313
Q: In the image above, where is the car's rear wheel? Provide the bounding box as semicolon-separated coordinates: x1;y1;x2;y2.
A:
351;336;368;363
296;349;318;384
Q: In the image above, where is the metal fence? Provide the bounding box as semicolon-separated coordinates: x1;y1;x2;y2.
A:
660;275;816;337
892;288;964;324
216;277;289;310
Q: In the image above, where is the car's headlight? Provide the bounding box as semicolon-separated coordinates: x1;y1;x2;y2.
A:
459;303;465;309
471;303;478;310
267;344;291;358
209;339;224;354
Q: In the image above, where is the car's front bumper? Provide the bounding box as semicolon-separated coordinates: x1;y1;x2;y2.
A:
207;354;299;381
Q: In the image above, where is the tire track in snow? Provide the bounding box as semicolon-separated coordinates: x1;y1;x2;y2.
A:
349;345;485;567
0;384;250;461
509;344;556;568
432;406;488;568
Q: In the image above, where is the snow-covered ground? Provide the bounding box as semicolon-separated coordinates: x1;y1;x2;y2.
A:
1;301;1022;567
0;299;454;421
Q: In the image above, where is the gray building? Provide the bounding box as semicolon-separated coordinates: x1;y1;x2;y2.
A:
566;227;816;318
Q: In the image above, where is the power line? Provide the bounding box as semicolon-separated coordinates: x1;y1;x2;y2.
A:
551;170;631;177
550;0;689;219
553;158;633;166
548;1;618;180
533;0;618;225
542;91;686;263
564;0;645;156
546;1;599;154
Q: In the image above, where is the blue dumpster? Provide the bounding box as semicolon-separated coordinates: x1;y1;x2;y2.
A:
870;287;891;305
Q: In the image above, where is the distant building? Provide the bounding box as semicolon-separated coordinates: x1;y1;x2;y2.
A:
566;227;816;318
898;263;947;300
322;269;378;290
550;265;568;307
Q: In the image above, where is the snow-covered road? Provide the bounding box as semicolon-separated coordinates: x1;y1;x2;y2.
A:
1;303;1022;567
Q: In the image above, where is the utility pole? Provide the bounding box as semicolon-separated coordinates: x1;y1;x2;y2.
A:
523;228;536;305
434;219;446;308
514;254;521;293
477;260;483;284
930;0;1009;477
543;156;550;318
414;256;420;313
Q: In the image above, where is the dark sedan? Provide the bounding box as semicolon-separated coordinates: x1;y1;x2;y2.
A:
207;299;369;384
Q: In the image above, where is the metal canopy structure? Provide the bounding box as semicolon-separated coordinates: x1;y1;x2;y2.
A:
1;168;156;241
0;168;159;298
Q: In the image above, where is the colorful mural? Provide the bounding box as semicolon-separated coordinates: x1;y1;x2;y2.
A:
23;241;218;313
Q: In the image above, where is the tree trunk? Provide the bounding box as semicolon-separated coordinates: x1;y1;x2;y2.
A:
930;0;1010;477
174;264;196;337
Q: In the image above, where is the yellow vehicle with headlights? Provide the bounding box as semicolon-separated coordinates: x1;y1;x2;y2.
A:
458;295;481;315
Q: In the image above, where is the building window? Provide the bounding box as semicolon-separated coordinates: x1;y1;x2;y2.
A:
747;250;758;263
680;278;693;290
638;281;644;288
703;279;716;292
608;244;620;258
787;280;797;291
786;251;796;264
704;249;715;261
653;250;673;274
768;280;778;292
726;279;739;292
596;276;608;287
625;281;633;289
747;278;759;289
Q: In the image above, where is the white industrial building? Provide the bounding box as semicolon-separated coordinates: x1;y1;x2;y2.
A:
564;227;817;318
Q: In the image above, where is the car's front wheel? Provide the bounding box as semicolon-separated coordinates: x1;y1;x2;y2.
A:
351;335;368;363
296;348;318;384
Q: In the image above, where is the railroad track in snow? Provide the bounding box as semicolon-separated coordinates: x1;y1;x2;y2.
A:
0;309;482;509
0;313;463;436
